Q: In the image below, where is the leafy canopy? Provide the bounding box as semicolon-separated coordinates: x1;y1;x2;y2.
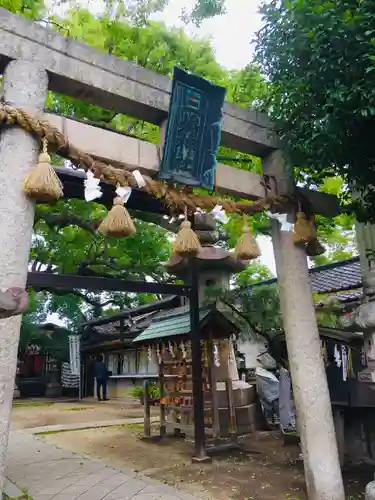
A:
183;0;226;25
256;0;375;222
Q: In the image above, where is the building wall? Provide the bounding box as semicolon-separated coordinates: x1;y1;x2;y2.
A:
104;348;158;377
94;348;159;399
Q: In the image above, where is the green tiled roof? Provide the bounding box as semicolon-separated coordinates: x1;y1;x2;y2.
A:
133;308;211;343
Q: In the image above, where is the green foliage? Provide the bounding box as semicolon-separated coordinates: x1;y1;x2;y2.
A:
47;7;260;131
13;401;53;407
19;290;48;348
103;0;169;26
148;381;160;400
314;294;341;328
129;385;143;399
234;284;282;336
29;199;171;328
233;261;274;288
312;178;355;266
255;0;375;222
129;381;160;400
224;262;341;337
20;310;72;362
184;0;226;26
3;487;32;499
0;0;44;18
203;261;281;335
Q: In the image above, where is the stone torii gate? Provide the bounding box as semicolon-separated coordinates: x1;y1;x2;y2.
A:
0;8;344;499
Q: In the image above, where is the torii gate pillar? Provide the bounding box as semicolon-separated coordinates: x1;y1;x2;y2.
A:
263;151;345;500
0;60;48;493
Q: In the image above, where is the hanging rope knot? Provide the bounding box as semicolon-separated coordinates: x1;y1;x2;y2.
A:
38;136;50;162
98;192;136;238
260;174;274;210
23;135;63;202
172;207;201;257
113;196;124;206
293;196;326;255
234;214;260;261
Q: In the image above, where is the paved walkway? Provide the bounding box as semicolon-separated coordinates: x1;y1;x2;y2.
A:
26;417;159;435
6;430;201;500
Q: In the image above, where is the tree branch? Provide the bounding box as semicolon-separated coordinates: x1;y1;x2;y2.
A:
35;206;178;234
34;209;100;233
42;288;122;311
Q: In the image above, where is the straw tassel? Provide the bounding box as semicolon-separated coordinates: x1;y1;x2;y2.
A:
305;216;325;256
98;196;136;238
172;210;201;256
306;238;326;257
234;215;260;260
293;212;316;244
23;137;63;202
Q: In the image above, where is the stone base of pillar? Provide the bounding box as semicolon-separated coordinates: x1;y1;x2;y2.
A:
366;476;375;500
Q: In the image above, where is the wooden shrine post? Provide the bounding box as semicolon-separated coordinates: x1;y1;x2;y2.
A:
0;60;48;494
143;379;151;438
263;151;345;500
189;253;208;462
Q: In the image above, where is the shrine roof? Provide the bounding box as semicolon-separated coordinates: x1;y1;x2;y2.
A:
82;295;180;328
133;305;241;343
252;256;361;296
132;308;211;343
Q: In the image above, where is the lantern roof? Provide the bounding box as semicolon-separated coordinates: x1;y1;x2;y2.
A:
164;246;248;275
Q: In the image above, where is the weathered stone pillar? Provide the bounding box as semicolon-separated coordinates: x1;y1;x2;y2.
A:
353;222;375;375
347;222;375;496
340;222;375;383
263;151;345;500
0;60;48;492
366;475;375;500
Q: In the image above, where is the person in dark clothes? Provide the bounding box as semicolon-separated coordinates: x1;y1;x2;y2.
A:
94;354;109;401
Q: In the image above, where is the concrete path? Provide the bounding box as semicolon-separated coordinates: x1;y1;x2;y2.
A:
6;430;201;500
27;417;158;435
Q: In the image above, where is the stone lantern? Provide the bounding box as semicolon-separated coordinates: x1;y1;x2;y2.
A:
341;221;375;385
165;213;254;402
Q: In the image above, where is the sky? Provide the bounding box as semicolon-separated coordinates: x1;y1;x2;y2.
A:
66;0;264;70
152;0;263;70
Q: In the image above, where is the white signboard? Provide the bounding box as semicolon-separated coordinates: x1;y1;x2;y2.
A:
68;335;80;376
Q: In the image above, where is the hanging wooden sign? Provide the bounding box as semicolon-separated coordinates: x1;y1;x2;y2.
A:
159;67;226;191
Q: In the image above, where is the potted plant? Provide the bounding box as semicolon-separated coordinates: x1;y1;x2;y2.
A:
129;383;161;406
148;382;160;406
129;385;144;405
